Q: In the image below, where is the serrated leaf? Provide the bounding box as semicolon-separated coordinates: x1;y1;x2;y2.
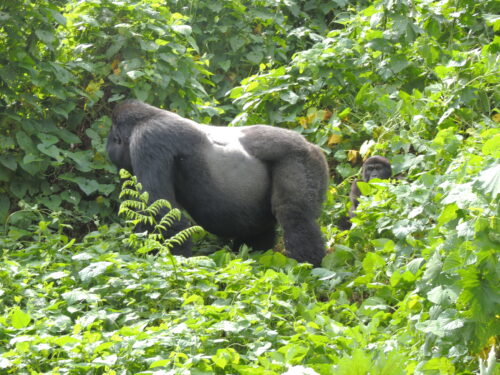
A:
62;290;100;304
93;354;118;366
79;261;112;282
476;164;500;198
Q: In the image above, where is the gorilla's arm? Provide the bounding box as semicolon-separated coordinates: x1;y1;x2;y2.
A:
348;179;362;218
129;120;193;256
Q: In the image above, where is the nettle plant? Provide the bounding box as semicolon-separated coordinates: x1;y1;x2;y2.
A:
328;123;500;369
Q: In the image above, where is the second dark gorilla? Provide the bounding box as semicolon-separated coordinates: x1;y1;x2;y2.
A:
349;155;392;217
107;100;329;266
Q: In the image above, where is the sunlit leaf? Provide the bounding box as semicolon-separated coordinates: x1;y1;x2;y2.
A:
10;309;31;329
476;164;500;198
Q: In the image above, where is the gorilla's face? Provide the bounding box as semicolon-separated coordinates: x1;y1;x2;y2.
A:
106;125;133;172
363;160;392;181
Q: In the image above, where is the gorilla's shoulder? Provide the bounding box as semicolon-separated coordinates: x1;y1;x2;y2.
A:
112;100;166;128
112;100;194;130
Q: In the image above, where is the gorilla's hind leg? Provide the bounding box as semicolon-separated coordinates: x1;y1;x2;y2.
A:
270;155;326;267
275;208;324;266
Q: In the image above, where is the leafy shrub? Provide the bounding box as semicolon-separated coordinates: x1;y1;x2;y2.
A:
168;0;344;120
229;0;498;176
0;0;217;231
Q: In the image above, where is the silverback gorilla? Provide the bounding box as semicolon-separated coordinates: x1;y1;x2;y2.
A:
349;156;392;217
107;100;329;266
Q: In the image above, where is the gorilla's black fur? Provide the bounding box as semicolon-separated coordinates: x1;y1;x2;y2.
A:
107;100;329;266
349;155;392;217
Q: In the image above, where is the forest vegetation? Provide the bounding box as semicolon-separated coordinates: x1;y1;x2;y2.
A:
0;0;498;373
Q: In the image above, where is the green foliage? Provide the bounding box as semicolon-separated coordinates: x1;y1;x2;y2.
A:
0;0;499;373
0;0;218;230
333;123;500;366
0;219;401;374
229;0;498;176
167;0;342;120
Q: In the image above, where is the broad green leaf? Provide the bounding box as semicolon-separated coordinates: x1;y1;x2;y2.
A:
10;309;31;329
0;155;17;170
93;354;118;366
229;35;245;51
336;349;371;375
37;143;63;162
0;358;13;369
280;91;299;104
171;24;192;35
482;134;500;157
442;184;477;207
66;150;93;172
427;286;450;304
356;181;372;195
212;348;240;369
476;164;500;198
150;359;170;368
48;8;67;25
16;131;36;153
60;175;100;195
54;336;79;346
62;290;100;304
79;261;113;282
359;297;388;315
35;29;55;44
407;258;424;274
44;271;69;280
362;252;385;273
437;203;458;226
247;50;263;64
422;357;456;373
283;366;319;375
126;70;145;80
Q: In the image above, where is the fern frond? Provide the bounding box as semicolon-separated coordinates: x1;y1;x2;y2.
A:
165;226;204;249
120;200;147;211
118;171;203;257
158;209;182;226
147;199;173;216
119;188;141;199
119;169;132;179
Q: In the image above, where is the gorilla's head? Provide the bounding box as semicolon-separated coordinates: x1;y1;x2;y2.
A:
106;124;132;172
107;100;165;172
362;156;392;181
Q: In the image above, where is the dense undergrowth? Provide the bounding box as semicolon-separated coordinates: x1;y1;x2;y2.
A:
0;0;499;373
